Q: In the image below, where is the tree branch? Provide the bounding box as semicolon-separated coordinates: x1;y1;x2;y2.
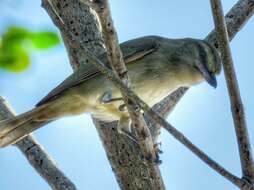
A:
210;0;254;184
206;0;254;47
90;0;159;162
0;97;77;190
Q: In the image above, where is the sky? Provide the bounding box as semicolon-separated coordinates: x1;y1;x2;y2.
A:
0;0;254;189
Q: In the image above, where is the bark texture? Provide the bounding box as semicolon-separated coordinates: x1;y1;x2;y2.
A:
0;97;77;190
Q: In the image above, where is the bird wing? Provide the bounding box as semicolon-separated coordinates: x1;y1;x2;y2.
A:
36;36;160;106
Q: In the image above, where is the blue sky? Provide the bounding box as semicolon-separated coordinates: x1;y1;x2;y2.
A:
0;0;254;189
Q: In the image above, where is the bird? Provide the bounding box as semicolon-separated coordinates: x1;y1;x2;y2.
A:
0;35;221;147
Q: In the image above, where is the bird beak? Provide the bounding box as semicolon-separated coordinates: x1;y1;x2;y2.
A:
195;60;217;88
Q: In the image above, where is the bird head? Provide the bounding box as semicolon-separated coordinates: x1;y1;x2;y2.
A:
182;39;221;88
190;40;221;88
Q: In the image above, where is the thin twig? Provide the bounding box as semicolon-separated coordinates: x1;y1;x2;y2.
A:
0;97;77;190
91;0;158;162
149;87;188;138
210;0;254;184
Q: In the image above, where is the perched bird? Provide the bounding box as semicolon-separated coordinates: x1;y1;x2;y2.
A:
0;36;221;147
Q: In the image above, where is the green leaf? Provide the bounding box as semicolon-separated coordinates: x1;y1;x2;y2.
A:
0;27;31;72
3;27;30;45
30;31;60;49
0;26;61;72
0;45;30;72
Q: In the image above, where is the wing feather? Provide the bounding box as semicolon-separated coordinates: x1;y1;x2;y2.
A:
36;36;160;106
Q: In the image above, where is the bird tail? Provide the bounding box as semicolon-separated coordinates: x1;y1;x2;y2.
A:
0;104;53;147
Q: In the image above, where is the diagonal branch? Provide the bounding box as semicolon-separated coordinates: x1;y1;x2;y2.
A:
0;97;77;190
210;0;254;184
89;0;158;163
